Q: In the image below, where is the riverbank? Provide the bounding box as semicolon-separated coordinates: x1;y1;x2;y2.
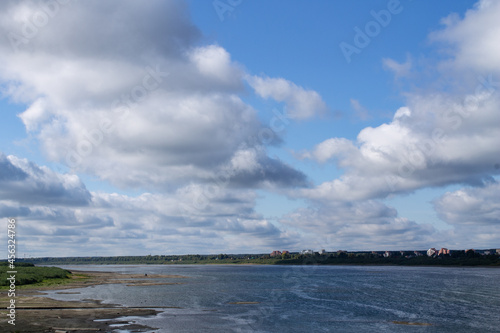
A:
19;251;500;267
0;270;188;332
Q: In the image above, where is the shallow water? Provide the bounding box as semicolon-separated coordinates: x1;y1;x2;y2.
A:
42;265;500;332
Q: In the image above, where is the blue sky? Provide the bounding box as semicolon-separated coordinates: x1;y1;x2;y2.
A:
0;0;499;257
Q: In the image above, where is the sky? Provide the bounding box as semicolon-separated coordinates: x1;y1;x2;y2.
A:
0;0;499;257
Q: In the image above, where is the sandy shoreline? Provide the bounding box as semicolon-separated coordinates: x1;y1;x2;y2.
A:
0;270;188;332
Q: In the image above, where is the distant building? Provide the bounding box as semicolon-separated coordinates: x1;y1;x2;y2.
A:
383;251;392;258
414;251;424;257
282;250;290;255
270;251;282;257
496;249;500;255
438;248;450;256
427;248;437;257
319;249;326;255
300;249;314;255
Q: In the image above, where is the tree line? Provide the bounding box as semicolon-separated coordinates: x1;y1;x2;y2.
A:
7;250;499;267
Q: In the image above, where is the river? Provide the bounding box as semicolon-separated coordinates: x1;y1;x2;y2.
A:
41;264;500;332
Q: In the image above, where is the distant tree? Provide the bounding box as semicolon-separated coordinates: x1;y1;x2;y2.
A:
337;252;348;259
466;250;478;258
451;250;465;258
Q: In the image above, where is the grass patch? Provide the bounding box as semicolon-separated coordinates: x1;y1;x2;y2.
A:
0;265;72;288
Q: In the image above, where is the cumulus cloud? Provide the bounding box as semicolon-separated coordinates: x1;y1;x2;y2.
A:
0;152;300;256
299;0;500;202
2;0;499;256
0;177;297;256
0;153;91;206
301;89;499;202
430;0;500;73
0;0;311;191
434;181;500;226
246;75;327;119
189;45;243;86
0;0;326;256
281;200;438;251
278;0;500;252
0;0;199;60
282;183;500;251
298;138;357;164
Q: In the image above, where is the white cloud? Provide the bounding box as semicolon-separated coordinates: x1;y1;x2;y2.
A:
246;75;327;119
281;182;500;251
281;200;439;251
230;148;260;172
0;165;297;256
189;45;243;86
298;138;358;164
17;98;48;132
0;152;303;256
0;0;309;191
0;153;91;206
0;1;319;256
382;56;412;78
434;181;500;226
1;0;499;256
290;0;500;250
300;89;500;202
393;106;411;120
431;0;500;73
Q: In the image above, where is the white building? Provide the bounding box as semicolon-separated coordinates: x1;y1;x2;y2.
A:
427;248;437;257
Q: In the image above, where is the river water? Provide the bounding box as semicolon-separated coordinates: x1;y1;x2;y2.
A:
41;264;500;332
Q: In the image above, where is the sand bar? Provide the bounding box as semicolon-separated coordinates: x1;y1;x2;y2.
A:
0;269;188;332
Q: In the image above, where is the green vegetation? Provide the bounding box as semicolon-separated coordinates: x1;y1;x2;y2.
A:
0;263;70;287
11;254;281;266
10;249;500;267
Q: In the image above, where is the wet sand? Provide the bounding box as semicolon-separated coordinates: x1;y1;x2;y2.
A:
0;270;188;332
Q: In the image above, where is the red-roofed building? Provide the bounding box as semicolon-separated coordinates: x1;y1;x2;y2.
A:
438;248;450;255
270;251;282;257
